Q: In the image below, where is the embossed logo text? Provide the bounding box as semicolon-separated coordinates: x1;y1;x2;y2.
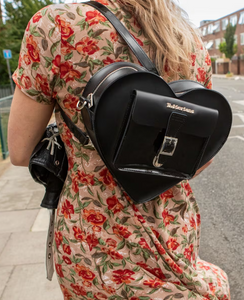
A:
167;103;194;114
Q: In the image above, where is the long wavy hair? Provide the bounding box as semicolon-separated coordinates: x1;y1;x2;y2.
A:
120;0;200;79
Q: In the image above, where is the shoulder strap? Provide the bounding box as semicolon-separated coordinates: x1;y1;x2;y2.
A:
85;1;159;75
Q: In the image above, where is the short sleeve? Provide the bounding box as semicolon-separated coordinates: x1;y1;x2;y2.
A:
12;5;60;104
191;39;213;90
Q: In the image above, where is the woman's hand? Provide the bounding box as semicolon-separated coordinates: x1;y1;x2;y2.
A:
192;158;214;179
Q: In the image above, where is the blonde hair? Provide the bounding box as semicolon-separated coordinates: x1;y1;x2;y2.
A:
120;0;200;79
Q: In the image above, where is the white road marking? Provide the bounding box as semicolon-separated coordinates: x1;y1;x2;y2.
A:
228;136;244;141
233;113;244;123
233;100;244;106
232;125;244;128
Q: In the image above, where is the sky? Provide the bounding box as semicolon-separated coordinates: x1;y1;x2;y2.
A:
178;0;244;27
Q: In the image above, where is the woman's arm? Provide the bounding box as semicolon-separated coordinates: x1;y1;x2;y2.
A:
8;86;55;167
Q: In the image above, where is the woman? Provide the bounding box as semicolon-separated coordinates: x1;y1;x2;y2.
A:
8;0;230;299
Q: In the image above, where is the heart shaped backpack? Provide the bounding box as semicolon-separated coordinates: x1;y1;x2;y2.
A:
60;1;232;204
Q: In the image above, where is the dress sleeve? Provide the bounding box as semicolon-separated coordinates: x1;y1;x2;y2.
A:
12;5;60;104
191;39;213;90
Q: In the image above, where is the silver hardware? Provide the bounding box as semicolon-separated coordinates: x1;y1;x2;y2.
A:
153;136;178;168
54;160;59;166
77;66;138;110
41;128;62;155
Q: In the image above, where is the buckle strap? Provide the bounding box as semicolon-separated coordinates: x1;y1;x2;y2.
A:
59;107;90;145
153;112;187;167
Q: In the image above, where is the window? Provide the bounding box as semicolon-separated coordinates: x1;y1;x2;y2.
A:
213;21;220;32
208;24;213;34
206;40;214;49
215;39;221;49
234;35;237;45
230;15;237;26
222;18;228;30
202;27;207;36
239;12;244;24
241;33;244;45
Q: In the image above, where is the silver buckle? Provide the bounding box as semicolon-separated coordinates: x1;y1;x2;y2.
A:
76;93;93;110
153;136;178;167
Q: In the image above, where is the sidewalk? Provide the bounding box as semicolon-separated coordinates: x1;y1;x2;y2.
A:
212;73;244;80
0;162;62;300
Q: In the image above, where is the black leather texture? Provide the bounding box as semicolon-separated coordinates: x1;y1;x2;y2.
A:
81;66;232;204
29;123;68;209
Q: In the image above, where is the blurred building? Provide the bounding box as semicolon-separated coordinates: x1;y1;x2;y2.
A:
199;8;244;75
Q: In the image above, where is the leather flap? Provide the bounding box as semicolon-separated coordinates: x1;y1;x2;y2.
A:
131;90;219;137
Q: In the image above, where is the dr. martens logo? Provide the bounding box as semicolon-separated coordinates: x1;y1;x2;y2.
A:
167;103;194;114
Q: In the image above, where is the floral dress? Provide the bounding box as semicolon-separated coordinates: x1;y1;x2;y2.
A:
13;0;230;299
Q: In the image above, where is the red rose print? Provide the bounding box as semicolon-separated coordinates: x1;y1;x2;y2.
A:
160;189;174;202
83;209;106;226
63;255;72;265
154;240;166;255
23;54;31;65
75;264;96;281
63;244;71;255
143;278;165;288
106;238;117;248
26;21;30;32
72;178;79;193
196;213;201;226
166;237;180;250
83;280;92;287
112;224;132;239
111;269;135;284
102;56;123;65
61;199;74;219
181;181;192;196
165;258;183;274
99;168;117;190
101;247;123;260
32;12;42;23
110;32;118;42
68;156;74;171
51;55;61;75
85;10;107;26
191;53;196;66
205;53;211;66
55;263;64;278
94;292;108;300
206;80;212;90
21;75;32;89
92;225;101;232
55;15;74;40
182;224;188;233
208;282;216;294
86;232;99;250
77;171;95;186
135;214;146;223
70;283;86;296
102;284;116;294
184;244;193;260
162;209;175;226
55;231;63;248
190;216;196;229
35;74;51;96
26;35;40;62
60;61;81;83
196;67;206;82
76;37;100;55
106;196;124;213
138;238;151;251
61;39;75;55
150;226;160;238
73;226;86;241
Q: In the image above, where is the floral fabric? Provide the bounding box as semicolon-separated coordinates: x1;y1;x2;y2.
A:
13;0;230;299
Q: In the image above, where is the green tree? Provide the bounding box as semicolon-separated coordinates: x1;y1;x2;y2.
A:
219;23;237;60
0;0;55;85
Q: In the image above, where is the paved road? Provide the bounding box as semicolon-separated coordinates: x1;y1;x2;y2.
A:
190;76;244;300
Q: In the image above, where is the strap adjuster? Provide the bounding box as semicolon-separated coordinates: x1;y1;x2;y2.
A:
153;136;178;167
